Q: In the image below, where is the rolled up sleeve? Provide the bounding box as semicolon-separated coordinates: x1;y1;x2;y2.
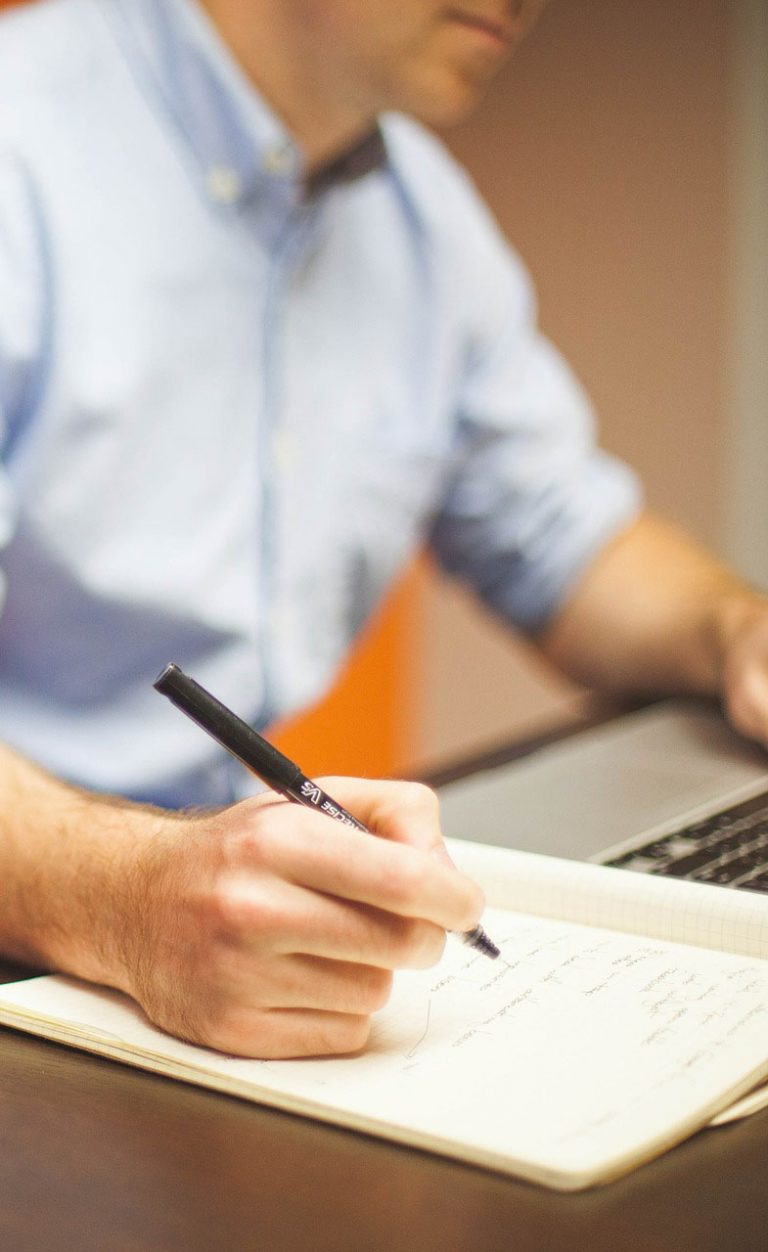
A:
429;249;642;633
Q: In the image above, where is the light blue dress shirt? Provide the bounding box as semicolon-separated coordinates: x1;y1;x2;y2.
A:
0;0;641;808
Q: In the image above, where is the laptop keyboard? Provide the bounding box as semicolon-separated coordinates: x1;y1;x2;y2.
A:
602;790;768;892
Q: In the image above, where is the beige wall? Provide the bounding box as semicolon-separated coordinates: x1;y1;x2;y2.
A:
726;0;768;587
410;0;735;770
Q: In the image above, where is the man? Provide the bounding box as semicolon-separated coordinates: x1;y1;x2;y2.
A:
0;0;766;1059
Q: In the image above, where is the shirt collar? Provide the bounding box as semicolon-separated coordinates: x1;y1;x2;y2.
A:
103;0;387;207
306;127;388;198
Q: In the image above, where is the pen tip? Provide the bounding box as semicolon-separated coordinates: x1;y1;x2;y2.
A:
464;925;501;960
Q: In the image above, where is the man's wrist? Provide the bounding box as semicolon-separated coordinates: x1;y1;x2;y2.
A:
708;587;767;689
0;746;181;992
57;794;181;996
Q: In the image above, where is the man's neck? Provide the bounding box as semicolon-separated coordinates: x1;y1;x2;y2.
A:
197;0;376;172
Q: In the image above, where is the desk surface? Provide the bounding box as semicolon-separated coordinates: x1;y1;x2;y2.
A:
3;707;768;1252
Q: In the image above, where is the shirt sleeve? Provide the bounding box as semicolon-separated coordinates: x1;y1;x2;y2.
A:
428;227;642;634
0;152;47;612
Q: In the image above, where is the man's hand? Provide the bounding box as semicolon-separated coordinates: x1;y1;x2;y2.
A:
717;602;768;747
540;510;768;751
0;755;483;1059
123;779;483;1058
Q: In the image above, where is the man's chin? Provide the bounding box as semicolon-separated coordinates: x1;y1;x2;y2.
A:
396;66;497;128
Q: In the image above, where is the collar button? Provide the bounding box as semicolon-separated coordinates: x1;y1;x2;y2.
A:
262;144;294;175
207;165;242;204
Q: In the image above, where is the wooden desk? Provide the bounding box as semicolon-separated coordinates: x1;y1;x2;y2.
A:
3;711;768;1252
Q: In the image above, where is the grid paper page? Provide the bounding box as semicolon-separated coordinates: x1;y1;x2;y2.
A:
446;839;768;959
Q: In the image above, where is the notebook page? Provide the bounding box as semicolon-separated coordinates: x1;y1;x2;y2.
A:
3;908;768;1189
446;838;768;959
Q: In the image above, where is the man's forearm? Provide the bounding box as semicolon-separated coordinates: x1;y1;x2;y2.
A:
538;511;764;698
0;743;172;986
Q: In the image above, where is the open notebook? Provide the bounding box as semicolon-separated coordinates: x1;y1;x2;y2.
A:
2;837;768;1191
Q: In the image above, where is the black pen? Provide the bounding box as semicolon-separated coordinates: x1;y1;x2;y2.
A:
153;662;499;960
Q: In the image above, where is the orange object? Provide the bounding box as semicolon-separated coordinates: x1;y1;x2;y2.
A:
269;560;423;781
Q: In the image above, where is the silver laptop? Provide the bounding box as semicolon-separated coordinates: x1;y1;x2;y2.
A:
437;699;768;893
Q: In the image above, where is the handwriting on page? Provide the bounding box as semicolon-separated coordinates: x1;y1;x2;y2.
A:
385;923;759;1058
354;911;768;1161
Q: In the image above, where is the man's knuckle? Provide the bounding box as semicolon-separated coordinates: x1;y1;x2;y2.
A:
359;966;393;1012
234;818;277;866
400;780;439;816
197;884;244;935
419;922;447;967
391;918;445;968
336;1015;372;1054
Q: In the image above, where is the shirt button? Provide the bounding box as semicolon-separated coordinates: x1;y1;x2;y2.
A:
262;143;294;175
207;165;242;204
272;432;295;468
